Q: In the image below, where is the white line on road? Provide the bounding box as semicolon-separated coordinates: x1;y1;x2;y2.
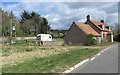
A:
97;53;101;56
91;57;96;60
69;67;74;71
63;59;89;73
101;50;104;53
63;45;113;73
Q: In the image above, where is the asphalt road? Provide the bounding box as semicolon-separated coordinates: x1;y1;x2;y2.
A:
70;44;118;73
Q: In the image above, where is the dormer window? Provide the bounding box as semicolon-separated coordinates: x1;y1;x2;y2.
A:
99;25;104;30
102;25;104;30
108;26;111;31
106;26;111;31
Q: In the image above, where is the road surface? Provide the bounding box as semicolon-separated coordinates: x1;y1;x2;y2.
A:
70;44;118;73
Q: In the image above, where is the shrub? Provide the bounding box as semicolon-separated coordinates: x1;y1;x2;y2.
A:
85;34;97;46
114;34;120;42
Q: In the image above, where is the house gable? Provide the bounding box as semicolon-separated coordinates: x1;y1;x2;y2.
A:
64;22;89;44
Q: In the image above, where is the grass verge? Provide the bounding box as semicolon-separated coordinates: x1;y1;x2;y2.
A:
96;42;114;46
3;48;100;73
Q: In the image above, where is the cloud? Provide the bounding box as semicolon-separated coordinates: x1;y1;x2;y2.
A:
2;0;119;2
106;12;118;26
1;2;118;30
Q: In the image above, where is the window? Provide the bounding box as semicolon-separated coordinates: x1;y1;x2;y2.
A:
36;36;41;40
99;25;104;30
49;36;52;38
102;25;104;30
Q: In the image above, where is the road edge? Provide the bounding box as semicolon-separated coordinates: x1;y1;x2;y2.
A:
63;44;116;73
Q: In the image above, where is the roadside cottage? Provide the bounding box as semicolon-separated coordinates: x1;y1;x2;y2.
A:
64;15;113;44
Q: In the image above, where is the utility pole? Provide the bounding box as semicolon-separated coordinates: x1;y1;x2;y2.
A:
10;19;12;38
10;19;13;44
13;23;16;37
15;23;16;38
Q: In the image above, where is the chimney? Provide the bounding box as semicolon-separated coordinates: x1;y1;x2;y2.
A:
86;15;90;21
72;22;75;24
100;20;104;23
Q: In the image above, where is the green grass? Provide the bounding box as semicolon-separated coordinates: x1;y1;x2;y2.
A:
96;42;114;46
5;39;39;46
62;43;83;46
62;42;114;46
2;45;24;56
53;38;63;41
3;48;100;73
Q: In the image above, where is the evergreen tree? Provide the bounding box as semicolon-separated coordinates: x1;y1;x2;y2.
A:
20;10;51;36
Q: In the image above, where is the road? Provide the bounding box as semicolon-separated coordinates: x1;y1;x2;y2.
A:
70;44;118;73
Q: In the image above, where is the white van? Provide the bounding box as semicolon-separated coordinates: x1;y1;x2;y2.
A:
36;34;52;41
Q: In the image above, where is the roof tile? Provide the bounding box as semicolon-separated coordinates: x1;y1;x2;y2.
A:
90;20;109;31
76;22;100;36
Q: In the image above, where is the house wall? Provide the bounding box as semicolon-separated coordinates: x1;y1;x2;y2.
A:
101;31;109;42
64;23;88;44
101;31;104;40
101;32;107;39
93;36;101;43
107;32;113;42
98;36;102;43
111;34;113;43
101;31;114;43
107;34;111;42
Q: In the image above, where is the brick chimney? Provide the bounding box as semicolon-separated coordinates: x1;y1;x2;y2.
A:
100;20;104;23
86;15;90;21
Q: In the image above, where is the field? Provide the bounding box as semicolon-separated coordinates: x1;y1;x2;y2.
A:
3;48;100;73
1;38;106;73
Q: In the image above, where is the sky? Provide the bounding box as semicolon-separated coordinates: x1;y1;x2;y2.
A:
1;0;119;30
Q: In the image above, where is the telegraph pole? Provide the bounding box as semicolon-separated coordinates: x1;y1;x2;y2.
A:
10;19;12;38
10;19;13;44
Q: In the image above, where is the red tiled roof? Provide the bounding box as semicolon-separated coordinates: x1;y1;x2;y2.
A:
90;20;109;32
75;22;100;36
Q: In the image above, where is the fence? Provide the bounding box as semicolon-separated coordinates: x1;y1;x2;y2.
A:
15;37;36;40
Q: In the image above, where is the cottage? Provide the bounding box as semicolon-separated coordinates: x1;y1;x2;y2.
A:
64;15;113;44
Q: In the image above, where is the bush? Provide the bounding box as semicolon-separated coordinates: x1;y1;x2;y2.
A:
85;34;97;46
114;34;120;42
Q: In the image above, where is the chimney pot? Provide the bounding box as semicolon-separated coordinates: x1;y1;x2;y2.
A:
100;20;104;23
87;15;90;21
86;15;90;21
73;22;75;24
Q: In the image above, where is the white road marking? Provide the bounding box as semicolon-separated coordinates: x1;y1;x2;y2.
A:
64;70;70;73
101;50;104;53
69;67;74;71
63;59;89;73
91;57;96;60
97;53;101;56
104;49;107;51
63;45;112;73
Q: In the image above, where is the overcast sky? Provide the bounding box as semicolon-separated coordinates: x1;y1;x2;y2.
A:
1;0;119;30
